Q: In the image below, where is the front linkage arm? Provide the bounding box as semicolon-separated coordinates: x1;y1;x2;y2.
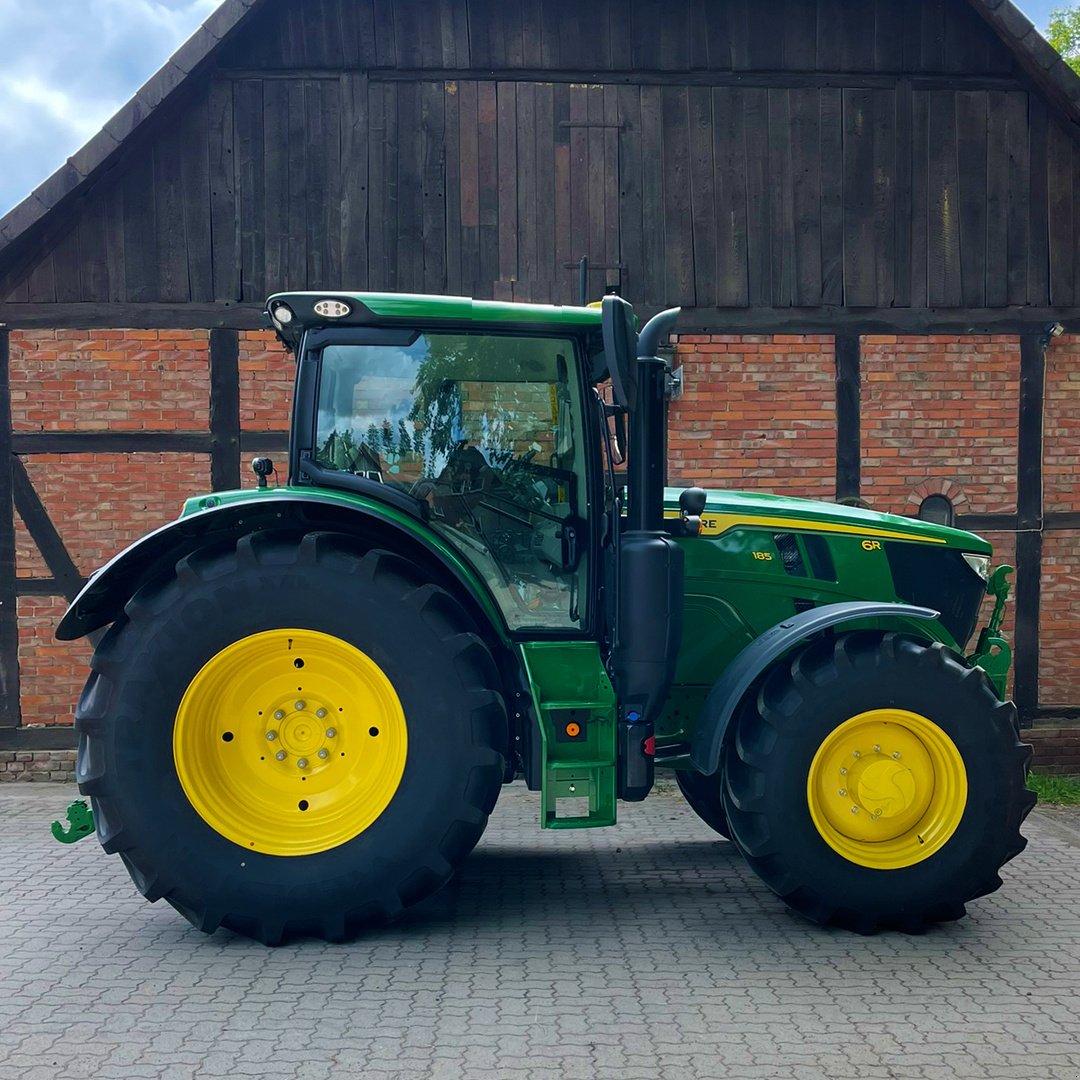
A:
967;564;1014;699
50;800;95;844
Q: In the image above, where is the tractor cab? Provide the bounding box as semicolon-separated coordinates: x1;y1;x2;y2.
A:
269;293;611;632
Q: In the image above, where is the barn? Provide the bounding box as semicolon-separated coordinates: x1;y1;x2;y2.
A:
0;0;1077;774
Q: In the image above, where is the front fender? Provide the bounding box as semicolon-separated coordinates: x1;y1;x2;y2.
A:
56;492;506;641
688;602;940;775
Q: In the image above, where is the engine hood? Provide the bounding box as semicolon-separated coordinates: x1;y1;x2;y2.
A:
663;487;992;554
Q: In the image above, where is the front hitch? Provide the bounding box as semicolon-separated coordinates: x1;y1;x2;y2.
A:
968;565;1014;698
50;799;95;844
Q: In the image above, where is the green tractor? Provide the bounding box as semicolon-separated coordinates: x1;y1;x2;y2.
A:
57;292;1034;943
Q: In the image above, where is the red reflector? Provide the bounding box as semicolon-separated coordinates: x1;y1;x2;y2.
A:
642;735;656;757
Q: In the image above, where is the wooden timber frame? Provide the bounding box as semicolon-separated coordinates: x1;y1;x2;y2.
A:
2;0;1080;747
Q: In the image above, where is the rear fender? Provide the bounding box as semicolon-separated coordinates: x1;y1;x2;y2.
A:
688;602;940;775
56;493;505;642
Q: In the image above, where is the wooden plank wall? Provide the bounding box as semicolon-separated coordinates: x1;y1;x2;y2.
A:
4;0;1080;313
218;0;1015;76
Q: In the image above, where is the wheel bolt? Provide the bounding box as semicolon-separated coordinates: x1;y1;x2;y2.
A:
838;789;847;797
295;700;306;711
275;750;287;761
893;752;902;760
873;745;881;753
316;708;327;719
297;758;308;769
852;750;861;758
839;767;848;775
266;731;277;741
317;748;329;760
326;727;337;738
851;806;860;814
274;710;285;721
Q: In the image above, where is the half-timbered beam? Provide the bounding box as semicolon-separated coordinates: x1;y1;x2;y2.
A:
0;330;20;727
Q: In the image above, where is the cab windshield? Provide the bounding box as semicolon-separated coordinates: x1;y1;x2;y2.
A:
314;332;588;630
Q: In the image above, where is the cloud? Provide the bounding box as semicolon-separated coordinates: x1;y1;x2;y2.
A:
0;0;218;215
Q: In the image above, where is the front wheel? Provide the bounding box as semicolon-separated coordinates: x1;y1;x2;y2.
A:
722;632;1035;933
75;531;507;944
675;769;731;838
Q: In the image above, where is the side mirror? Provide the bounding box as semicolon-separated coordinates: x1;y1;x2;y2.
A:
602;295;638;410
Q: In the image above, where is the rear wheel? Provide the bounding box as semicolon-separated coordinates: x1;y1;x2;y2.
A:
722;631;1034;933
76;531;506;944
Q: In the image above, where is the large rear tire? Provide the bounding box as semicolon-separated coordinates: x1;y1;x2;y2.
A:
75;531;507;944
722;631;1034;933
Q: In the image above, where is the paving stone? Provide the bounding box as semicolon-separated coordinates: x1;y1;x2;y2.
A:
1;783;1079;1079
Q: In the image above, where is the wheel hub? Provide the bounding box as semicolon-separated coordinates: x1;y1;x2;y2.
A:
806;708;968;869
173;629;407;856
272;703;338;770
857;759;917;819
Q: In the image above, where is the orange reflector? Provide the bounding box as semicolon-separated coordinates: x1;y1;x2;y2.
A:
566;722;581;738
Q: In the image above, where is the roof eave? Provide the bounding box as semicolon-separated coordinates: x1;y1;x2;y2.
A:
0;0;264;264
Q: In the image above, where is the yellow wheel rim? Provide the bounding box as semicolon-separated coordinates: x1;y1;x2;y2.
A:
173;629;407;856
806;709;967;870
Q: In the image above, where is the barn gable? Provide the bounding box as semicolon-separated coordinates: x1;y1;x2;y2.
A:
2;0;1080;328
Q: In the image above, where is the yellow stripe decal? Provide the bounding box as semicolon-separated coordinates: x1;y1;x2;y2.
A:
665;509;947;544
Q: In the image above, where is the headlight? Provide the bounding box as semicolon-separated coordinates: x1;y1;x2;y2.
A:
962;553;990;581
270;302;294;328
314;298;351;318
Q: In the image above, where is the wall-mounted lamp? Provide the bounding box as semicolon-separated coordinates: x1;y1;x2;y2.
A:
1040;321;1065;348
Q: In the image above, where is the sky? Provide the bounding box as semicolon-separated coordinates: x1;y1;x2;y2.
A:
0;0;1065;218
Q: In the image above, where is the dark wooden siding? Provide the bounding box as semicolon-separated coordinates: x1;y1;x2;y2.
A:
217;0;1016;76
4;0;1080;316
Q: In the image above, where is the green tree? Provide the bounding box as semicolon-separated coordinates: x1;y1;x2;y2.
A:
1047;6;1080;74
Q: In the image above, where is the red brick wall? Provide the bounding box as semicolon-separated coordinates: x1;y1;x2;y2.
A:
1044;336;1080;514
240;330;292;432
16;452;211;577
1027;729;1080;776
669;334;835;499
17;596;93;729
860;335;1020;515
1040;337;1079;709
13;452;211;726
7;329;216;728
1041;532;1080;707
9;330;209;432
3;327;1078;740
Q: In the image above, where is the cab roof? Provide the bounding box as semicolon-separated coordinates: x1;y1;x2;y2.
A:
265;291;604;351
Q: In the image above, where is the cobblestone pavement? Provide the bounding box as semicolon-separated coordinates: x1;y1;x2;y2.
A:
2;782;1080;1080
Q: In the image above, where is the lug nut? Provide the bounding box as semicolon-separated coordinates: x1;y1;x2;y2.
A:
317;748;329;760
851;806;860;814
266;731;277;741
274;710;285;721
316;708;327;719
893;752;902;760
838;789;847;797
874;808;883;817
275;750;287;761
297;758;308;769
295;700;306;711
325;728;337;738
873;745;881;753
839;767;848;776
852;750;861;758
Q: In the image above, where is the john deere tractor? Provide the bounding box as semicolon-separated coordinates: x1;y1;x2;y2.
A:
57;293;1033;943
